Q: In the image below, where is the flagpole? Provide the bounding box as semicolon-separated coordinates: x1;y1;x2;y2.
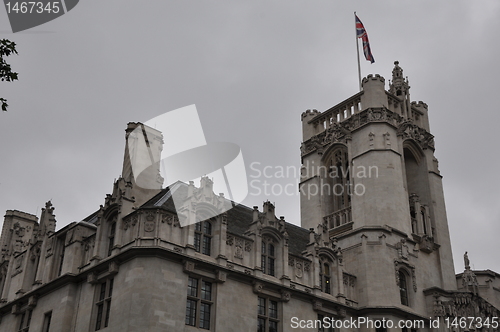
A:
355;12;362;91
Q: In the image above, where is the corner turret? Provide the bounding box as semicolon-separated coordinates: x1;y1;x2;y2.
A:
301;109;321;141
388;61;412;118
389;61;408;97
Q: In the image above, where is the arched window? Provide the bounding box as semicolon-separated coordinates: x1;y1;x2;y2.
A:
330;149;350;212
399;270;409;306
107;221;116;257
261;237;275;277
194;220;212;256
319;262;332;294
404;143;432;236
420;208;427;235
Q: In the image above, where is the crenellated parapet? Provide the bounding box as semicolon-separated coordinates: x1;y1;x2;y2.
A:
411;100;428;110
301;109;320;120
362;73;385;85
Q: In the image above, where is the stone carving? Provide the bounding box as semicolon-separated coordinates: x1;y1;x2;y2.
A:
162;214;179;227
244;241;252;252
253;282;263;294
302;107;411;157
108;262;119;274
304;262;311;272
383;132;391;148
281;290;291;302
396;238;409;260
226;235;234;246
343;273;356;287
369;132;375;148
262;235;276;244
397;121;435;150
295;261;303;279
288;257;295;267
433;297;445;317
144;220;155;232
432;292;500;319
464;251;470;269
216;271;227;283
314;233;321;245
368;108;388;121
13;222;25;237
462;266;479;294
183;260;195;272
87;272;97;284
323;123;352;145
235;238;244;259
123;215;138;230
146;212;155;221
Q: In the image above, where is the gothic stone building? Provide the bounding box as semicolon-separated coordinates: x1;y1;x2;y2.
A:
0;62;498;332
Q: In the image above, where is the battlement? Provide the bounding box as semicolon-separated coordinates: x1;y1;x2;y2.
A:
362;74;385;86
126;121;142;130
411;101;428;109
301;109;320;120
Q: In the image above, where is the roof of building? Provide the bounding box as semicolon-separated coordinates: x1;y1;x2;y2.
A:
142;182;311;256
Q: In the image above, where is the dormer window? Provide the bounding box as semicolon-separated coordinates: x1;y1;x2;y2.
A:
261;237;276;277
194;221;212;256
320;263;331;294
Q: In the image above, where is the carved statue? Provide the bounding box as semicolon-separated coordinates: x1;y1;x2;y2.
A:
464;251;470;269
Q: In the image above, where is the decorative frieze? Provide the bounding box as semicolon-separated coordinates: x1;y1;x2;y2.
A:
397;121;434;150
226;234;252;259
288;256;311;279
123;214;138;231
432;292;500;319
161;214;180;227
302;107;436;157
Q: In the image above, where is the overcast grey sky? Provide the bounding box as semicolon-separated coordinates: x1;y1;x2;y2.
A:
1;0;498;274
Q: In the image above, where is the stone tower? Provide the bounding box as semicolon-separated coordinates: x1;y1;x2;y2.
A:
300;62;456;316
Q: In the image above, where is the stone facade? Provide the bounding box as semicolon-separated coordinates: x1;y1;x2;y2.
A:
0;62;498;331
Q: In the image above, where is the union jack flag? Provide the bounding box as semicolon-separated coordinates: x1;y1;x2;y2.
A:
355;15;375;63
